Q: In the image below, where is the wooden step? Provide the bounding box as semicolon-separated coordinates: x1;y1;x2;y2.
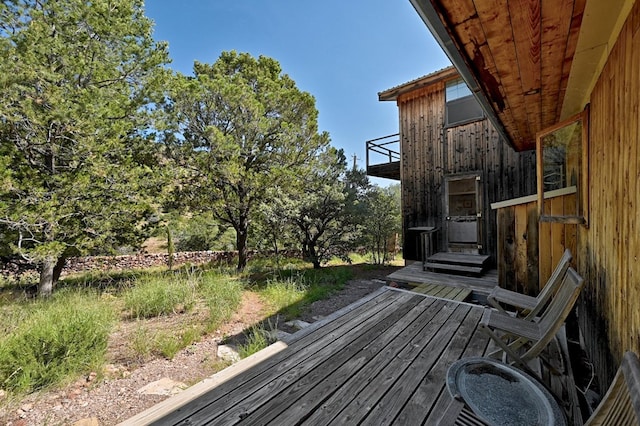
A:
423;261;484;276
426;252;490;267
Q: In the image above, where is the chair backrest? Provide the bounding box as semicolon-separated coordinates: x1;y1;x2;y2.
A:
585;351;640;425
526;248;572;319
524;267;584;360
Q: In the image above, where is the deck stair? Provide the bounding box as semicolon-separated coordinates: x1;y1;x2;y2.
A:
423;252;490;276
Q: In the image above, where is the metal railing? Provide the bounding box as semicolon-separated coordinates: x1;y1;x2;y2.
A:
365;133;400;168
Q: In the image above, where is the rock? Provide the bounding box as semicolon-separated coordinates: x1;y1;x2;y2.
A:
217;344;241;362
267;329;292;341
0;389;6;400
72;417;100;426
312;315;325;322
284;319;311;330
136;378;187;396
20;404;33;412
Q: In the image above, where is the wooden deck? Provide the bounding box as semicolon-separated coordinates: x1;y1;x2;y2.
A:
387;262;498;296
124;287;493;425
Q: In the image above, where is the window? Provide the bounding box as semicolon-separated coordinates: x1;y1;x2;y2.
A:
445;78;484;127
536;106;589;225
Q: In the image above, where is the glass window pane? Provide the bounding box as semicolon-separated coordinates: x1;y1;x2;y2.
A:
541;120;582;192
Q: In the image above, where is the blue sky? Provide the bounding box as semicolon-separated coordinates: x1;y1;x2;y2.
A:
145;1;451;185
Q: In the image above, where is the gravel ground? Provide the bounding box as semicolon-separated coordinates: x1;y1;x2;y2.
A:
0;266;398;426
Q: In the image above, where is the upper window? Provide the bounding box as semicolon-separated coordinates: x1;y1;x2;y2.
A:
536;107;589;225
445;78;484;127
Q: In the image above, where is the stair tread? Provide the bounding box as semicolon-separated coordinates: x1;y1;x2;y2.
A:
427;252;490;266
423;262;483;274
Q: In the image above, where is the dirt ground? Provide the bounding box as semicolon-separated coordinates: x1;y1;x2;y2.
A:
0;264;400;426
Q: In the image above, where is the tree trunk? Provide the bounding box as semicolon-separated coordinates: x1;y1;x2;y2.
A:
236;216;249;270
52;256;66;285
38;258;56;298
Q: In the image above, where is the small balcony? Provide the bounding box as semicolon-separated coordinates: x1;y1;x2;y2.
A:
366;133;400;180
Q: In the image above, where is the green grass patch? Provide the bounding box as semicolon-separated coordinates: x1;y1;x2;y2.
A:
123;272;197;318
198;271;244;330
259;277;308;318
0;290;115;394
237;325;272;358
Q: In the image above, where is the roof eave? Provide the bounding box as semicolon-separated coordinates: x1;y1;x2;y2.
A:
408;0;514;149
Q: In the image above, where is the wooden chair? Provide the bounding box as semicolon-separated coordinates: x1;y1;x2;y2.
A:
487;249;572;320
480;267;584;376
437;351;640;425
585;351;640;425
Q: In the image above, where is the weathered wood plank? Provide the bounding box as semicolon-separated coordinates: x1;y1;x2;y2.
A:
391;306;486;425
297;298;459;425
240;297;441;425
178;294;425;425
154;290;406;425
329;303;473;425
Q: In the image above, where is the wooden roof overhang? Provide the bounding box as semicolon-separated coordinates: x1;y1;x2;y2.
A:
409;0;635;152
378;66;458;101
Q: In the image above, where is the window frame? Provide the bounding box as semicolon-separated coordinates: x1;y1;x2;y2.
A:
445;78;484;127
536;106;590;226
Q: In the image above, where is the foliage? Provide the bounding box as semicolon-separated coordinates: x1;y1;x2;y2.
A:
259;277;307;318
362;186;401;264
162;51;330;270
123;272;197;319
164;211;235;252
199;271;244;330
0;290;115;393
286;149;366;268
237;324;272;358
0;0;170;296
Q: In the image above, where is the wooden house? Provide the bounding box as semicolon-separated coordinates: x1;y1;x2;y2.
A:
406;0;639;390
367;67;537;272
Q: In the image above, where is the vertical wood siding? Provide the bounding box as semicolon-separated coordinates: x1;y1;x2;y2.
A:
495;195;577;295
398;80;536;262
579;0;640;388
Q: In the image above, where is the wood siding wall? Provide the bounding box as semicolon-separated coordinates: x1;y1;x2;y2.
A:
495;193;578;295
579;0;640;389
398;82;537;263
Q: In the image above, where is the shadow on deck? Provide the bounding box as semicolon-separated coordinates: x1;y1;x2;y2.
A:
122;287;579;425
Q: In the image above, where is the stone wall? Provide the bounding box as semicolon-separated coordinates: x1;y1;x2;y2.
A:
63;251;237;275
1;250;302;281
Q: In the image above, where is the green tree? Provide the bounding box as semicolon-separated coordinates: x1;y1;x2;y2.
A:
0;0;170;296
363;186;401;264
164;51;329;270
287;148;361;269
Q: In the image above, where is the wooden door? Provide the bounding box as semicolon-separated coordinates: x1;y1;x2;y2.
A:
445;174;482;253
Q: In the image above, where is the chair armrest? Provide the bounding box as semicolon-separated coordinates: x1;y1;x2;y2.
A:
487;287;538;312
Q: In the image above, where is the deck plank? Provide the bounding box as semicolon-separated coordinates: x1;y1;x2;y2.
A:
136;288;574;426
153;289;405;425
327;302;475;425
369;306;485;425
243;297;442;425
387;263;497;294
173;292;423;425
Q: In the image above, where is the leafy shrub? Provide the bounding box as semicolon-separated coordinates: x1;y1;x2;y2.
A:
0;291;115;394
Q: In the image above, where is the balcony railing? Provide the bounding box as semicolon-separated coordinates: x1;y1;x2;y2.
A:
365;133;400;180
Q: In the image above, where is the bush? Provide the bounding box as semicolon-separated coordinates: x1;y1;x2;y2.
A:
0;291;115;393
124;273;197;318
